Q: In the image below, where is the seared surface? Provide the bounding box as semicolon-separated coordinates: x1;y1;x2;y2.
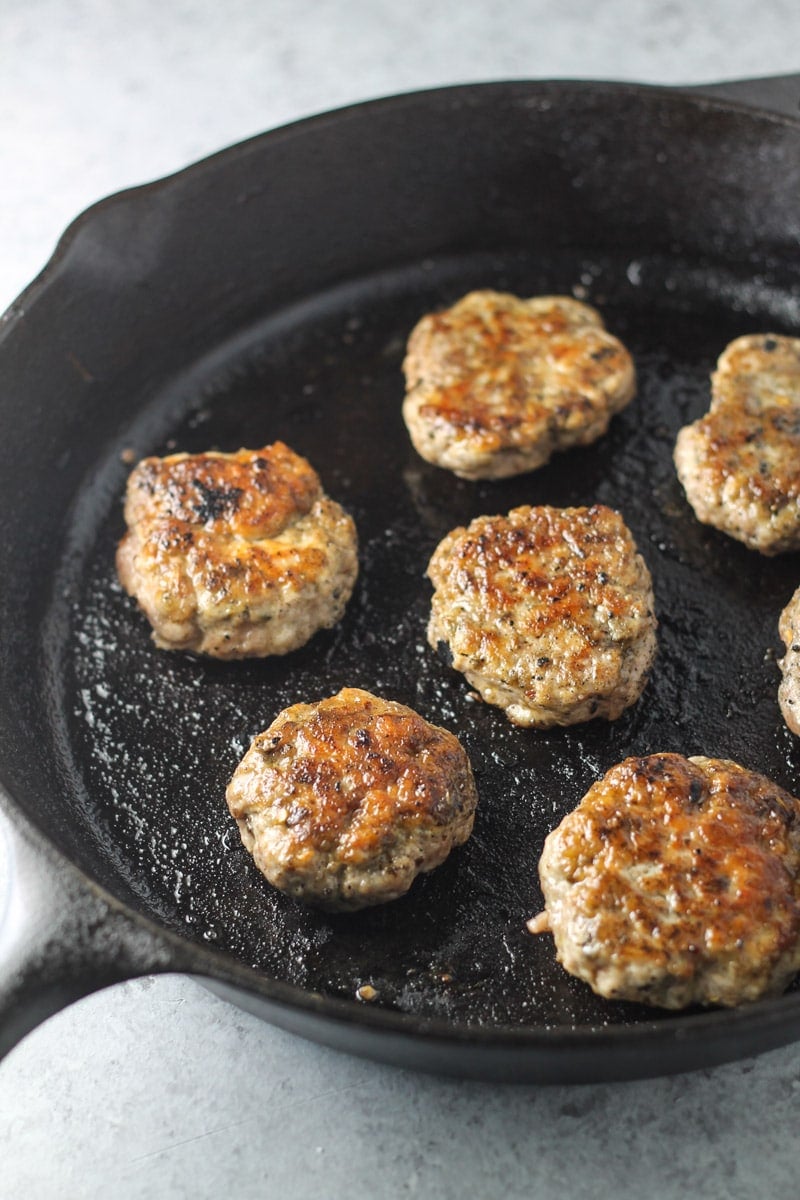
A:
426;504;657;727
116;442;358;658
537;753;800;1009
402;290;635;480
225;688;478;911
674;334;800;554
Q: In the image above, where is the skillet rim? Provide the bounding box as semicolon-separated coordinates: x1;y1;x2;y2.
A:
7;773;800;1069
4;75;800;337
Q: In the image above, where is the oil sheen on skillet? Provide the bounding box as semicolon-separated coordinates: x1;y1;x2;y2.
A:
55;247;800;1029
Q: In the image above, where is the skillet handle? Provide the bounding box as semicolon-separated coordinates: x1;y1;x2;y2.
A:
0;788;199;1059
687;73;800;119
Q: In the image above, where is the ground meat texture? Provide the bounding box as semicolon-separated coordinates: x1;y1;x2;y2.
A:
402;290;636;480
779;587;800;735
674;334;800;555
534;753;800;1009
116;442;358;658
225;688;478;911
426;504;657;728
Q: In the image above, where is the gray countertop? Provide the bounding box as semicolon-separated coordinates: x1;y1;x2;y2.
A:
2;2;800;1196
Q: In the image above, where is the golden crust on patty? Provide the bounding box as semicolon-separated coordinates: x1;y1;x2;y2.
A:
674;334;800;555
535;753;800;1009
426;504;657;728
402;290;636;480
116;442;358;658
225;688;478;911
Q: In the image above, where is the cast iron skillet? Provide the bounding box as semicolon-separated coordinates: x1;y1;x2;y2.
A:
2;76;800;1084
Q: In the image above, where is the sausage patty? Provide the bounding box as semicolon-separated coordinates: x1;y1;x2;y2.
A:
674;334;800;555
533;753;800;1009
426;504;657;727
225;688;478;911
116;442;358;658
779;586;800;735
402;290;636;480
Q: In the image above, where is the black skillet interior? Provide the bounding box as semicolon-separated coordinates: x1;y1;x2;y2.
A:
4;81;800;1049
54;251;800;1029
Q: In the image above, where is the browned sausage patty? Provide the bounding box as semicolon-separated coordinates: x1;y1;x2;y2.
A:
225;688;478;911
116;442;358;658
534;753;800;1009
402;291;635;480
426;504;657;727
779;586;800;735
674;334;800;555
